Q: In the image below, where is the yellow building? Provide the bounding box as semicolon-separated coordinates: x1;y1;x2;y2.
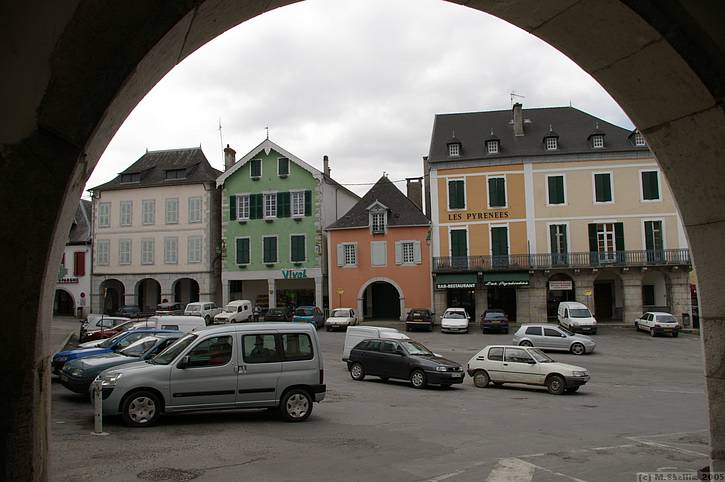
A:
425;104;692;324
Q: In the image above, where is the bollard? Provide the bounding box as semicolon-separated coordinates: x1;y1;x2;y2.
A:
91;379;108;436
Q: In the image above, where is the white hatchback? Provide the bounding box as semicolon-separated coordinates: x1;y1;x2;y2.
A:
466;345;590;395
325;308;358;331
440;308;470;333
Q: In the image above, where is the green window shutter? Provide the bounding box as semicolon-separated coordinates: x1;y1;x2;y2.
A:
548;176;564;204
450;229;467;257
588;224;598;253
549;225;557;254
278;158;289;176
644;221;655;251
491;227;508;256
278;192;290;218
250;159;261;177
250;194;262;219
448;180;465;209
264;237;277;263
304;190;312;216
488;178;506;207
236;238;249;265
594;174;612;202
291;235;305;262
229;195;237;220
614;222;625;251
560;225;568;253
642;171;659;200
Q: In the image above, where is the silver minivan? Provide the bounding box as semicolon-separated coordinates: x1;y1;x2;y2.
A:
95;323;325;426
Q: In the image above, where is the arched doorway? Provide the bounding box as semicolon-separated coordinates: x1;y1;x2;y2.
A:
173;278;200;305
642;270;668;312
53;290;74;316
360;280;403;320
547;274;575;321
136;278;161;313
594;271;624;321
99;279;125;315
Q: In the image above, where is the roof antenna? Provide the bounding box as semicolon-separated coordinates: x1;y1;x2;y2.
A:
569;99;572;107
510;91;525;105
218;118;224;166
265;125;270;140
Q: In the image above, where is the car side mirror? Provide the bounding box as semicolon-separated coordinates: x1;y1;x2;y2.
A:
178;355;191;369
395;347;406;356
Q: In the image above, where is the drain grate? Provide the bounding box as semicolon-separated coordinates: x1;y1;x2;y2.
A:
137;468;201;481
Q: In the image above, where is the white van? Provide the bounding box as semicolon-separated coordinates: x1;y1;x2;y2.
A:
132;316;206;333
214;300;253;324
557;302;597;334
342;326;409;362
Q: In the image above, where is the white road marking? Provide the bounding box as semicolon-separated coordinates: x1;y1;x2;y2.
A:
626;437;709;457
486;458;535;482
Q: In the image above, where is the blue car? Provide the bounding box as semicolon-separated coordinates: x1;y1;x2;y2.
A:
292;306;325;329
51;328;178;375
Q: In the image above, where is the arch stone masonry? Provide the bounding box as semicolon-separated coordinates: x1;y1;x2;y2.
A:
356;276;406;321
2;0;725;479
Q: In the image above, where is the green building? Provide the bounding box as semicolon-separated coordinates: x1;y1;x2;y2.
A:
217;139;359;309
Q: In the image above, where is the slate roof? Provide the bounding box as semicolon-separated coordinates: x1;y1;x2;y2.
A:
326;176;429;230
428;105;648;163
90;147;221;192
68;199;92;245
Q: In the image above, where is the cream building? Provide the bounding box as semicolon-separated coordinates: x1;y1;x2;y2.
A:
89;148;221;314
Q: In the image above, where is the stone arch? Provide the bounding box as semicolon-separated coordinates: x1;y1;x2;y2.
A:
356;277;405;321
52;289;75;316
98;278;126;315
135;278;161;313
593;270;624;321
173;277;200;305
546;273;576;321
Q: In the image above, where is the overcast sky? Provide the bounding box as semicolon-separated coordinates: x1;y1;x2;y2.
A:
86;0;633;198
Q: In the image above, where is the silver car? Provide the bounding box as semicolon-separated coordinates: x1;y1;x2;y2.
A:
512;324;596;355
94;323;326;426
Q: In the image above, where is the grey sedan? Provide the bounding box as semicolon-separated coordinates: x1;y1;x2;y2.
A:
512;324;596;355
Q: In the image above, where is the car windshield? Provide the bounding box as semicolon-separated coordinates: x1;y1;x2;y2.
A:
400;340;434;356
98;330;128;348
186;305;201;312
223;304;238;313
486;313;507;320
268;308;285;314
445;312;466;319
295;308;314;316
150;334;197;365
411;310;430;317
529;348;554;363
332;309;350;317
119;336;159;357
570;308;592;318
659;315;677;323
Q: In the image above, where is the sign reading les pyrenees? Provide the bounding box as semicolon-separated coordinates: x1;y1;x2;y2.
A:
448;210;510;221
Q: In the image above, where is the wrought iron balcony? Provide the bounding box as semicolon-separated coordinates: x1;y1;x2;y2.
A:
433;248;691;273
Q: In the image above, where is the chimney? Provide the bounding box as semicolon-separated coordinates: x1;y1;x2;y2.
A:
406;177;423;211
512;102;524;137
323;155;331;176
224;144;236;171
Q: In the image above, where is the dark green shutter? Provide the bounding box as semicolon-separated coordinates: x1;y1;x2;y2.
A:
278;192;290;217
229;195;237;220
304;190;312;216
236;238;249;264
488;178;506;207
450;230;467;257
644;221;655;251
642;171;659;200
491;227;508;256
264;237;277;263
291;235;304;262
279;158;289;176
549;225;557;254
614;222;625;263
595;174;611;202
251;159;261;177
560;225;568;252
448;181;455;209
250;194;263;219
548;176;564;204
588;224;598;265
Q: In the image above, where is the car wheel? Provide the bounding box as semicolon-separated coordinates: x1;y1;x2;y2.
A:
410;369;427;389
204;315;211;326
121;390;161;427
279;389;312;422
546;375;566;395
570;343;585;355
673;331;679;338
325;326;331;332
473;370;490;388
634;322;638;331
519;340;533;347
650;328;656;337
566;386;580;393
350;362;365;381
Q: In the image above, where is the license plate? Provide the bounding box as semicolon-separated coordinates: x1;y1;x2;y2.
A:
492;320;499;324
451;373;462;377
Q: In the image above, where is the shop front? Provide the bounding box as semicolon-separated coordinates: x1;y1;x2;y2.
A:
434;273;478;320
482;272;529;321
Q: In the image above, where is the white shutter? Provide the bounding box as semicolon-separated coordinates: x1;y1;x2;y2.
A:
413;240;422;264
337;243;345;266
394;241;402;265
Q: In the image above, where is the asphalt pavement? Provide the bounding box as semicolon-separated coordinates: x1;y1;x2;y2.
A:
49;322;709;481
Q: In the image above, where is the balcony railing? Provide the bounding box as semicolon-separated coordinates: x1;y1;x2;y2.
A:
433;248;691;272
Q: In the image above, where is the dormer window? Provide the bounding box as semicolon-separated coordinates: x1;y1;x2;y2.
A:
486;140;499;154
448;143;460;157
545;137;558;151
634;132;646;147
371;212;386;234
591;135;604;148
120;173;140;183
164;168;186;180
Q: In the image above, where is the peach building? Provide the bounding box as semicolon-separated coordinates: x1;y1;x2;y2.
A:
326;176;431;320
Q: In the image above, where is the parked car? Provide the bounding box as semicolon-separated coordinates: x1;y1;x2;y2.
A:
342;326;409;361
115;305;143;318
155;302;184;316
405;308;434;332
184;301;223;325
264;307;292;322
348;338;464;389
131;316;206;332
634;311;680;337
557;301;597;334
213;300;253;324
324;308;357;331
52;328;178;375
292;306;325;329
440;308;470;333
60;333;183;393
466;345;590;394
512;324;596;355
80;319;136;343
79;316;131;342
480;310;509;334
94;322;326;426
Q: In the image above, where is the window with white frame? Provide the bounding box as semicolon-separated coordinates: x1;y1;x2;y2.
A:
96;240;110;265
401;241;415;264
448;143;460;157
188;197;202;223
188;236;202;263
142;200;155;225
486;140;499;154
119;239;132;265
291;191;305;217
634;132;646;146
165;198;179;224
545;137;558;150
237;194;250;220
141;239;154;265
120;201;132;226
164;237;178;264
592;135;604;148
337;243;357;266
395;240;421;265
98;202;111;227
264;193;277;218
371;211;385;233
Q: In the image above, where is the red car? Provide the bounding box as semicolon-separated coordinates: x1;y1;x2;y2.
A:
80;318;134;342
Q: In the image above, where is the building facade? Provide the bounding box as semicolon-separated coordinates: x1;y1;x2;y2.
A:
217;139;359;310
54;200;93;318
89;148;221;314
326;176;432;320
425;104;692;324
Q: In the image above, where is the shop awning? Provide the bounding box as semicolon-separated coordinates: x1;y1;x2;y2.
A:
483;272;530;287
435;273;477;289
